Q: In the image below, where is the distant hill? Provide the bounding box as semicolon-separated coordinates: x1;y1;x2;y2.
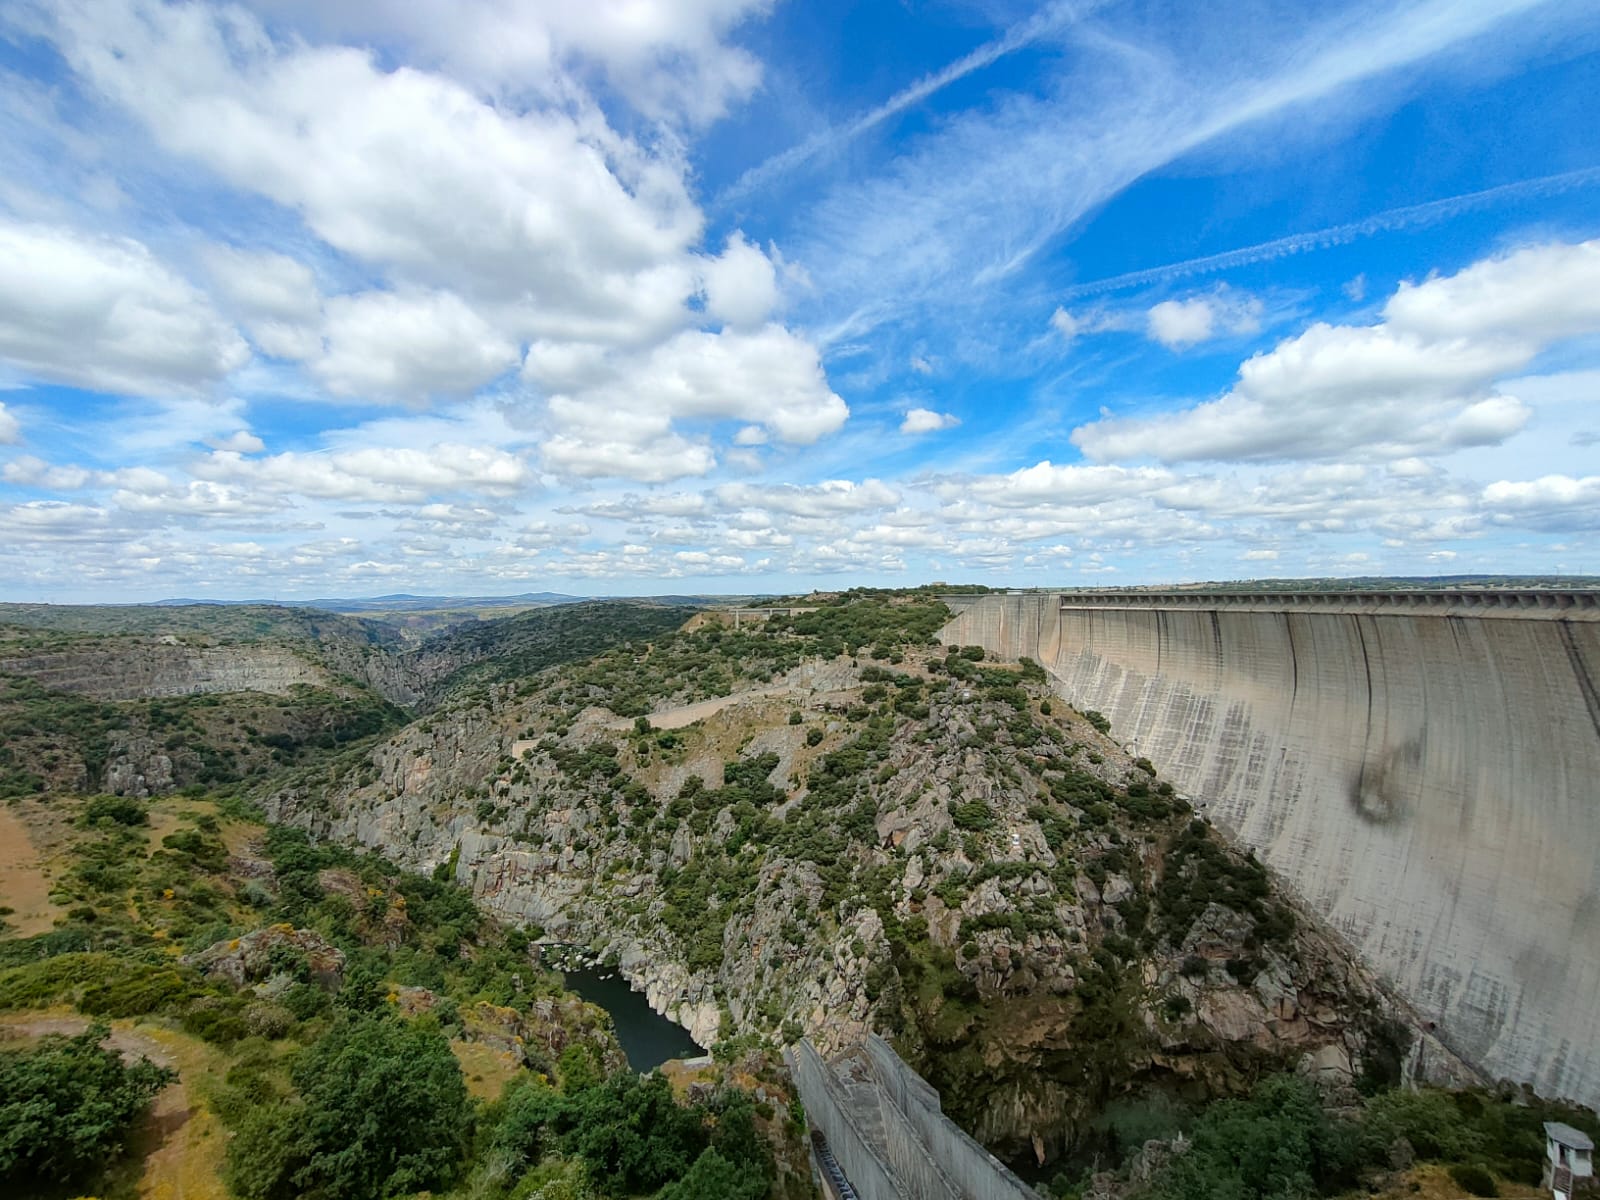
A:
151;591;589;613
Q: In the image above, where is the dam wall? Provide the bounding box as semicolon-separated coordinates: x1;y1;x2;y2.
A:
786;1036;1037;1200
939;590;1600;1106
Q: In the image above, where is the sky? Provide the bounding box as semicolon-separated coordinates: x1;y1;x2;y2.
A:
1;0;1598;601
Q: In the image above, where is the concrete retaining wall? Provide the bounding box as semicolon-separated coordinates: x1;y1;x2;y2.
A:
863;1036;1038;1200
786;1038;1040;1200
939;592;1600;1106
787;1042;907;1200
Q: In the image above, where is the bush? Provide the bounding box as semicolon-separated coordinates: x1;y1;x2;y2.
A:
224;1014;472;1200
1448;1162;1499;1196
1144;1075;1363;1200
81;793;148;826
950;800;995;831
0;1022;174;1190
1362;1087;1480;1161
554;1071;708;1194
658;1148;767;1200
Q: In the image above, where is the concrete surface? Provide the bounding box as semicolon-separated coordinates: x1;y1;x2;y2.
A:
786;1036;1037;1200
939;590;1600;1107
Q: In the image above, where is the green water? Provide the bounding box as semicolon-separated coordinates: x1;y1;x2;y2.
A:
562;967;704;1071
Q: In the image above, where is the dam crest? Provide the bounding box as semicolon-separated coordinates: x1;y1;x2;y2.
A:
938;587;1600;1107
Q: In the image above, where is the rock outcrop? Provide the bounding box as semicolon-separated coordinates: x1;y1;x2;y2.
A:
0;643;332;700
266;642;1421;1161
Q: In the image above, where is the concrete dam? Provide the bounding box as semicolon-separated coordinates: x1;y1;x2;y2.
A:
786;1035;1038;1200
938;588;1600;1108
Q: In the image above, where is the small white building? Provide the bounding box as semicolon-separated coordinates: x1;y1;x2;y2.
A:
1544;1121;1595;1200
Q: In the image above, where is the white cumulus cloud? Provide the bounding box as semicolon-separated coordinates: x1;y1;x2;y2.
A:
700;232;779;329
203;244;323;360
1146;287;1262;349
900;408;960;434
0;220;248;394
315;288;520;401
249;0;770;124
539;324;847;478
1074;240;1600;464
195;444;531;503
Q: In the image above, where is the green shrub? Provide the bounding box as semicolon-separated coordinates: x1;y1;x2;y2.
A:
1144;1075;1362;1199
950;800;995;831
81;793;148;827
0;1022;174;1191
1448;1162;1499;1196
80;965;201;1017
223;1014;472;1200
0;953;201;1014
1363;1087;1480;1161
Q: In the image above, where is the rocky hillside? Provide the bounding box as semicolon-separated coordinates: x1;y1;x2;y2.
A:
0;786;811;1200
0;601;716;800
0;602;416;702
265;592;1445;1167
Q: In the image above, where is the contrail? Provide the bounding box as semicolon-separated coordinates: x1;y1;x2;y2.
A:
1054;166;1600;301
720;0;1109;206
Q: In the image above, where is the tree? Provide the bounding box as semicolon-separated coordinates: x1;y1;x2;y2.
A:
225;1014;471;1200
552;1071;707;1195
709;1090;775;1186
491;1076;567;1171
657;1148;769;1200
0;1023;174;1190
1144;1075;1362;1200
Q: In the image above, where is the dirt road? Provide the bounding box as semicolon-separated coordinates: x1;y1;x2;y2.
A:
0;801;61;936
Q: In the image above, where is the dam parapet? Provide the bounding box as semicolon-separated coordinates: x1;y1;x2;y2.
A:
1052;587;1600;620
938;588;1600;1108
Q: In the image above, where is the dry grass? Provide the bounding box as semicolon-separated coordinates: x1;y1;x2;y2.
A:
124;1023;231;1200
658;1055;718;1100
143;807;184;851
1344;1162;1545;1200
451;1038;526;1102
0;798;67;935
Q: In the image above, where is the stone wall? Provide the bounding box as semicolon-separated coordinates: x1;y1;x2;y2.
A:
939;591;1600;1106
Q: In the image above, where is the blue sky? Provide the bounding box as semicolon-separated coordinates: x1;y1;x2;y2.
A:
1;0;1598;601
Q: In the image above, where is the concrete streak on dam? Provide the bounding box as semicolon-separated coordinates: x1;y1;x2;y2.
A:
939;588;1600;1107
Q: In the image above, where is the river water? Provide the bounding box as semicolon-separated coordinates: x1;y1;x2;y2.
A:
561;967;705;1072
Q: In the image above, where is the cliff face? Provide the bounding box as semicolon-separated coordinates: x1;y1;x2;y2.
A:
939;592;1600;1107
0;643;332;700
265;641;1422;1162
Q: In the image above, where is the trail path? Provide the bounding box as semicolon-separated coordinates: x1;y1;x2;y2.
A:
0;802;61;936
613;685;795;731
